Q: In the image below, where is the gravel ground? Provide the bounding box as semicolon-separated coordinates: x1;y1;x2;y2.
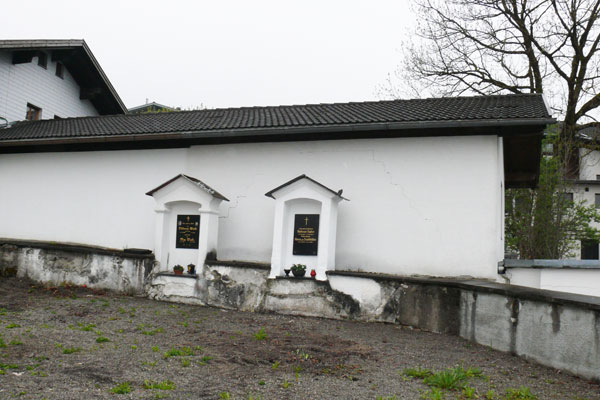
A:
0;277;598;400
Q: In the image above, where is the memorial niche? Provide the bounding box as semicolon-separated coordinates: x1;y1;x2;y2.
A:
293;214;319;256
265;174;347;280
176;214;200;249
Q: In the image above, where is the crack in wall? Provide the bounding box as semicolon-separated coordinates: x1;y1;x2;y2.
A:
220;195;246;219
295;147;431;222
219;174;266;219
368;150;431;222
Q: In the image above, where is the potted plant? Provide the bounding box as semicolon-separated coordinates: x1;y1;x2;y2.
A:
187;263;196;274
290;264;307;278
173;265;184;275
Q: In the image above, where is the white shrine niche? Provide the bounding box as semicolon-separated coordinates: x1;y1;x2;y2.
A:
146;174;229;273
265;175;347;281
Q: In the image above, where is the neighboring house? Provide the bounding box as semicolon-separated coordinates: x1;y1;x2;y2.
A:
128;101;176;114
0;39;126;125
500;127;600;297
0;94;551;283
570;130;600;259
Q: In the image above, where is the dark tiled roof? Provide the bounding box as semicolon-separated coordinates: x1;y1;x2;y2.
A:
0;94;552;142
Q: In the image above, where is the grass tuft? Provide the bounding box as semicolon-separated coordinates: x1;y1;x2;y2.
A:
79;323;96;332
163;346;194;359
111;382;132;394
505;386;537;400
253;327;267;340
403;367;433;379
424;367;467;390
143;379;175;390
62;347;82;354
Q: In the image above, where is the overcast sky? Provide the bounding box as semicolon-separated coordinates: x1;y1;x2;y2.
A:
1;1;415;110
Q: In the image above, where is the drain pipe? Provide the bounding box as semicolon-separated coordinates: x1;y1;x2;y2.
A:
497;260;506;274
497;260;510;284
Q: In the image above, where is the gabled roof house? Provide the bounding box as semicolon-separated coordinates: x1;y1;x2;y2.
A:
0;39;126;125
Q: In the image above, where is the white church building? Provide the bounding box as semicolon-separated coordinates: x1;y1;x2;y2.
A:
0;94;551;282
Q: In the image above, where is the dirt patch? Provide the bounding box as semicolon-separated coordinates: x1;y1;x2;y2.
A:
0;277;598;399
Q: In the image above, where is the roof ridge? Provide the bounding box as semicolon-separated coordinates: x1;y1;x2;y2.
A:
0;39;85;47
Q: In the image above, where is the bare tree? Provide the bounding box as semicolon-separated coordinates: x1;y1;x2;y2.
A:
397;0;600;143
390;1;600;259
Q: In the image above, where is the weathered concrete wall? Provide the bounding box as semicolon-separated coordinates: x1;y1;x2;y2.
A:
0;239;154;294
334;273;600;382
460;290;600;381
149;263;600;381
148;263;360;319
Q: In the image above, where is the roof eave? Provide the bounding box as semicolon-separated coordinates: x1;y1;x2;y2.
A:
79;41;127;115
0;117;556;148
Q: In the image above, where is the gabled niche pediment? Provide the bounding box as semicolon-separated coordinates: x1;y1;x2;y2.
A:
265;174;348;202
147;174;229;212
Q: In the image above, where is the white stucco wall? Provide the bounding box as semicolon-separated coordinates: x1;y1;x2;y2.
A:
508;268;600;297
0;148;187;248
0;135;504;279
0;51;99;123
578;148;600;181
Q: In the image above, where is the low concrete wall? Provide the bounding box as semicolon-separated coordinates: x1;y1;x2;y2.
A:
0;239;154;294
3;245;598;382
149;262;600;381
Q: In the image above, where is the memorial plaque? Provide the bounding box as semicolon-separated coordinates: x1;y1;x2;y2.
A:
176;215;200;249
293;214;319;255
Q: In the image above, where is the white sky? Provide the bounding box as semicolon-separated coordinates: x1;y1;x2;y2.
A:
1;1;416;110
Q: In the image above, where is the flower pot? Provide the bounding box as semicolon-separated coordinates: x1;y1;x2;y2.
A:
292;269;306;277
174;270;183;275
284;269;291;276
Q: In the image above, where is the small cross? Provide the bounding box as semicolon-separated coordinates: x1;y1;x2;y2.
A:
304;216;309;225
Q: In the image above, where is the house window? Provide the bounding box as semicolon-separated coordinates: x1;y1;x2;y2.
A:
37;52;47;69
55;62;64;79
595;194;600;208
596;175;600;181
561;192;574;203
581;240;599;260
542;143;554;155
25;103;41;121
